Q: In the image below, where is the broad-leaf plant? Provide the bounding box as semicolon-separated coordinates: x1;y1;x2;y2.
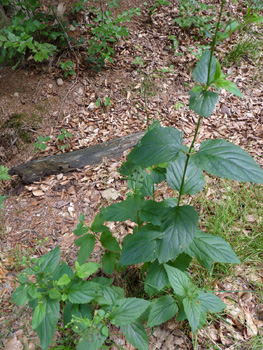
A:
12;1;263;349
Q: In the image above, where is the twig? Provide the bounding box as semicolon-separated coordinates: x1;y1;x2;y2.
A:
58;79;79;120
51;7;75;56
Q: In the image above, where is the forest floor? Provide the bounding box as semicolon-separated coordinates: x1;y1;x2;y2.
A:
0;0;263;349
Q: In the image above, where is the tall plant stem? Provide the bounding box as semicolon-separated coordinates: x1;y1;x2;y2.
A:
177;115;201;206
177;0;225;207
206;0;225;90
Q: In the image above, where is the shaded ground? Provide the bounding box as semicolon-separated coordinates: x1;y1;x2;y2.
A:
0;0;263;349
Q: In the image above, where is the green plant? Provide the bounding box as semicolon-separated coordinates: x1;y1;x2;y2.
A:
86;1;140;68
0;0;67;66
11;1;263;349
218;6;263;41
57;129;72;151
175;0;217;37
144;0;170;16
133;56;145;66
95;97;112;108
174;102;184;109
60;61;75;77
0;165;10;213
72;0;88;14
225;36;262;65
188;44;211;59
33;135;51;153
168;35;182;56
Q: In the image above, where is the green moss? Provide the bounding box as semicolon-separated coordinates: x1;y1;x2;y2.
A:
3;113;42;144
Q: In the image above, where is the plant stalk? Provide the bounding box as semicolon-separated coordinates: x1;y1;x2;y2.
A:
206;0;225;90
177;0;225;207
177;115;202;206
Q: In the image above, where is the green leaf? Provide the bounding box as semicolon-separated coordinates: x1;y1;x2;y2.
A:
58;274;71;286
119;225;162;265
183;295;201;333
96;285;125;306
11;283;33;306
77;324;107;350
63;303;92;327
100;230;121;251
164;264;192;298
193;139;263;183
185;230;240;264
67;281;101;304
79;213;85;221
75;262;100;279
171;252;192;271
189;90;219;118
102;252;118;274
140;200;167;226
75;234;96;264
28;285;38;299
110;298;150;326
150;166;166;183
158;206;199;263
133;170;154;197
198;291;225;313
35;297;60;349
250;14;263;23
48;289;61;300
144;260;168;297
101;194;144;223
0;196;7;211
166;154;205;195
193;51;216;84
191;85;203;93
121;320;149;350
73;222;89;236
35;246;60;274
90;209;109;232
216;79;242;97
211;59;221;83
147;295;178;327
32;303;46;329
101;325;108;337
127;125;183;168
58;261;74;279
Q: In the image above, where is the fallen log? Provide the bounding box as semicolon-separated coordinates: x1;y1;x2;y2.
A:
9;132;144;184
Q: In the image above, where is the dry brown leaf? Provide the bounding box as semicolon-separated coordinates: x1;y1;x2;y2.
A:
4;335;23;350
243;309;258;337
101;188;120;201
32;190;45;197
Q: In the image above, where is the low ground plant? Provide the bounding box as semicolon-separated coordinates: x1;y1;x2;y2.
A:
11;1;263;349
86;1;140;68
225;35;263;67
0;0;140;69
0;165;10;213
0;0;66;66
175;0;217;37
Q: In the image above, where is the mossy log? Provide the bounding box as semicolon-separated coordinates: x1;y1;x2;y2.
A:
9;132;144;184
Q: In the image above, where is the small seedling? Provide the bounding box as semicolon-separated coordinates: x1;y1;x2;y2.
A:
57;129;72;151
95;97;101;107
0;165;10;214
104;96;112;107
0;165;10;181
174;102;184;109
59;61;76;77
133;56;144;66
95;97;112;108
33;135;51;153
